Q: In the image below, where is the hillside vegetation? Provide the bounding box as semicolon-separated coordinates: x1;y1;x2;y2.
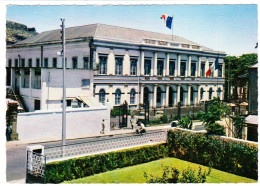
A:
6;20;38;45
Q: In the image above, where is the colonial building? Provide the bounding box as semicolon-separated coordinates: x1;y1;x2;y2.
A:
6;23;226;112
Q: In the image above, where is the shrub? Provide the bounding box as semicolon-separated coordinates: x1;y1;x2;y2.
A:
205;122;225;135
178;116;193;129
232;115;245;139
144;165;210;183
160;115;168;123
45;143;168;183
167;129;258;180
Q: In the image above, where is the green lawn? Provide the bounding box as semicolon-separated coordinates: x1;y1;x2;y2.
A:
63;157;257;183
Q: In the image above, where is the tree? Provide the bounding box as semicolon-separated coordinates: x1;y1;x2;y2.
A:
224;53;258;101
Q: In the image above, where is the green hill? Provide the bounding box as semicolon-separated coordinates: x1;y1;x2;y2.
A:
6;20;38;45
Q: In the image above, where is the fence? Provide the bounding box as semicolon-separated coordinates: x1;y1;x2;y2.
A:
26;151;46;183
44;130;167;162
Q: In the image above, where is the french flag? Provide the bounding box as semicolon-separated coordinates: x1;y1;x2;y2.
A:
160;14;173;29
206;58;219;77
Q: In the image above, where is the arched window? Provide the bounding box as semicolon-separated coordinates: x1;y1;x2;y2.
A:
217;88;221;98
156;87;162;108
130;89;136;104
190;87;194;105
209;88;213;100
115;89;121;105
200;88;204;100
180;86;184;105
99;89;106;104
143;87;149;103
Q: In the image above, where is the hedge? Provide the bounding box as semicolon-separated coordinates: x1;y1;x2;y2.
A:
45;143;168;183
167;129;258;180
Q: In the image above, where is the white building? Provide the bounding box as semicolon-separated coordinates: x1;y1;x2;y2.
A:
6;23;226;112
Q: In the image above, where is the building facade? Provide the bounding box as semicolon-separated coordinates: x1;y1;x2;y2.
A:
6;23;226;112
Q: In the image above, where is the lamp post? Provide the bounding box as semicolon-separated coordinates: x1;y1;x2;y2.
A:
59;19;66;152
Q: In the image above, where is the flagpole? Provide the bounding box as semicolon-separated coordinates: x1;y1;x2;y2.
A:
217;53;219;99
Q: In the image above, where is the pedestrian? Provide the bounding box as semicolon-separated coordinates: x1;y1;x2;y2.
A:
6;125;12;141
100;119;105;134
130;116;134;130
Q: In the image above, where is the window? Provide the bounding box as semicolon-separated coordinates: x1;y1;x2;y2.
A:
180;61;186;76
8;59;12;67
82;79;90;88
190;87;194;105
200;88;204;100
22;69;30;88
99;89;106;104
157;59;164;76
209;88;213;100
34;100;41;110
169;59;175;76
83;57;89;69
15;59;18;67
201;62;205;77
217;88;221;98
44;58;48;68
144;59;151;75
218;64;223;78
21;58;25;67
36;58;40;67
33;69;41;89
130;89;136;104
52;58;57;68
191;62;196;76
72;57;78;69
28;59;32;67
99;56;107;75
115;57;123;75
130;58;137;75
115;89;121;105
66;100;72;107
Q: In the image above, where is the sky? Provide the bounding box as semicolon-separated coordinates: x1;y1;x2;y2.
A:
5;4;259;56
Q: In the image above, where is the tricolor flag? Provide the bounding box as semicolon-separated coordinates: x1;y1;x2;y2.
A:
206;58;219;77
160;14;173;29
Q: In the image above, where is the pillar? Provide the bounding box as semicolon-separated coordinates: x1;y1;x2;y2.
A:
177;54;181;76
197;85;201;104
140;84;144;105
187;84;191;106
188;55;191;77
140;51;145;76
177;84;181;104
7;101;19;140
165;53;170;76
197;56;201;77
153;84;157;108
153;52;157;76
165;84;170;107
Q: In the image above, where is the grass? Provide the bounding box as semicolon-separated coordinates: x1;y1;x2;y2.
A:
63;157;257;184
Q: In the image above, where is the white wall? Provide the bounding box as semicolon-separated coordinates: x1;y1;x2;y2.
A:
17;106;110;142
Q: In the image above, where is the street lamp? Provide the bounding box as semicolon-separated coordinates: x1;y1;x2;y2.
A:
59;19;66;152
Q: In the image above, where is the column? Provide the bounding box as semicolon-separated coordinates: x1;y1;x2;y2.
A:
140;84;144;105
153;52;157;76
165;84;170;107
124;84;128;103
188;55;191;77
177;54;181;76
187;84;191;106
177;84;181;104
197;56;201;77
153;84;157;108
108;50;115;75
222;59;225;78
109;84;113;104
123;51;130;76
165;53;170;76
140;51;144;76
197;85;201;104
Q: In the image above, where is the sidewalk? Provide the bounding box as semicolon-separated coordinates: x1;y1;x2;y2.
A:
6;124;171;147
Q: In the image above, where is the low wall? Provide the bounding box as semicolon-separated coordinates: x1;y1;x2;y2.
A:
17;106;110;142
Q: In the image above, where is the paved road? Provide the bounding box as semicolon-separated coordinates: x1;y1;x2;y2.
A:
6;129;163;182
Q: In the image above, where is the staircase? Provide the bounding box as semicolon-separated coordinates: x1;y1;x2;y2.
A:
6;86;26;112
